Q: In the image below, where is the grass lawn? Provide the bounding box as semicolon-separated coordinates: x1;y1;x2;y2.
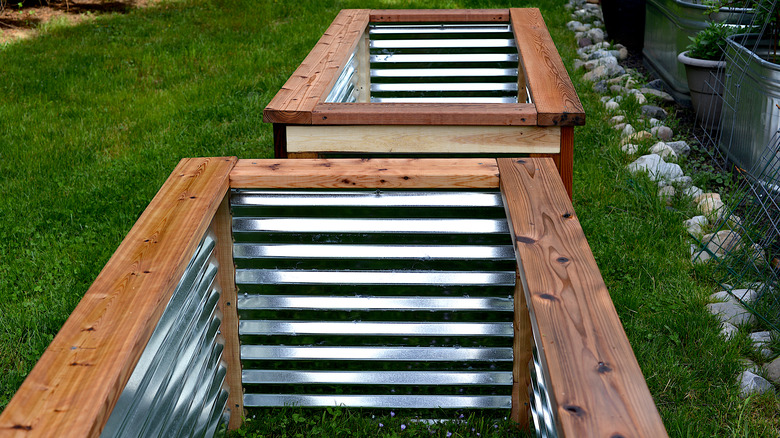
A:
0;0;778;436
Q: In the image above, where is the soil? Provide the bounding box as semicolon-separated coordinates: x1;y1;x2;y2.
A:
0;0;160;44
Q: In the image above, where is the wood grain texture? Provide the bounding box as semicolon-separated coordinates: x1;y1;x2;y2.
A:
286;125;560;154
511;9;585;127
311;103;537;126
510;278;532;428
369;9;509;22
263;9;369;124
497;158;667;437
0;157;238;438
229;158;500;189
212;195;243;430
558;126;574;199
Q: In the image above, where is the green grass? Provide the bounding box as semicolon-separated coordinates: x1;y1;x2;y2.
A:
0;0;778;435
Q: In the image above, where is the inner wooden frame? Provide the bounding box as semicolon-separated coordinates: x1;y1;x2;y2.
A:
0;158;666;438
263;9;585;198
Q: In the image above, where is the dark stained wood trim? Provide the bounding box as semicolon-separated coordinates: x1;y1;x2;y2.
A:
273;124;288;158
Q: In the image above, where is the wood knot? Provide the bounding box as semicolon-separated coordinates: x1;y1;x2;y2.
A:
538;293;558;302
515;159;526;164
563;405;585;417
562;212;573;219
516;236;535;244
611;435;627;438
557;257;570;264
268;163;280;170
597;362;612;373
12;425;32;431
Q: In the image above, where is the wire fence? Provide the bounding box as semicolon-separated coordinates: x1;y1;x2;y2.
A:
692;0;780;333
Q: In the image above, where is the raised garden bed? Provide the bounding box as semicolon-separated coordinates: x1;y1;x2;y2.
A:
0;157;665;437
263;9;585;198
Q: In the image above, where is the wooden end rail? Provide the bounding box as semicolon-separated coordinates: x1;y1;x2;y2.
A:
1;158;665;437
263;8;584;199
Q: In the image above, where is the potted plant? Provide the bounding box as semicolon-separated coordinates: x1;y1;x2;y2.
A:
678;21;738;130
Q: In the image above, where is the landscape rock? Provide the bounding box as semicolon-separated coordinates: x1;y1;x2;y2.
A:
586;28;605;43
640;87;676;103
721;321;739;340
707;290;755;325
613;123;626;131
604;100;620;110
715;289;758;302
617;47;628;60
651;125;673;141
566;20;583;31
610;84;624;94
684;186;704;199
645;79;664;90
669;176;693;189
698;196;726;221
750;331;774;358
649;142;677;160
641;105;668;120
665;140;691;156
658;185;675;203
622;124;635;137
684;215;709;236
648;117;662;127
626;154;684;181
592;80;609;93
621;143;639;154
694;192;721;205
578;37;593;47
739;370;773;398
702;230;743;255
583;65;608;82
621;130;653;145
765;356;780;384
609;115;625;126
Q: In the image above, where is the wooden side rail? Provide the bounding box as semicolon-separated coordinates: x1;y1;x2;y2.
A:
0;157;240;437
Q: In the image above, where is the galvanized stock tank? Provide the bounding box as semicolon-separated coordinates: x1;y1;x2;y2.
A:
643;0;752;104
719;33;780;175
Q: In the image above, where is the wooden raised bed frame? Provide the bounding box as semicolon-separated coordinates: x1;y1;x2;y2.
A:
264;9;585;198
0;158;665;437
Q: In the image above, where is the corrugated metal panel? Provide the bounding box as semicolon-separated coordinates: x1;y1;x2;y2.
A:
101;230;230;438
232;188;515;413
324;23;526;104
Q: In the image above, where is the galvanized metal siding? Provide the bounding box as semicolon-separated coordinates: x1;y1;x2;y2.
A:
231;189;516;411
325;24;526;104
101;230;230;438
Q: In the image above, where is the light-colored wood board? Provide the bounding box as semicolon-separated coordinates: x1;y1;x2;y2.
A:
263;9;369;125
286;125;560;154
510;278;532;428
0;157;238;438
370;9;509;22
311;103;537;126
356;31;370;103
212;195;243;430
510;9;584;127
230;158;500;189
497;158;667;437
